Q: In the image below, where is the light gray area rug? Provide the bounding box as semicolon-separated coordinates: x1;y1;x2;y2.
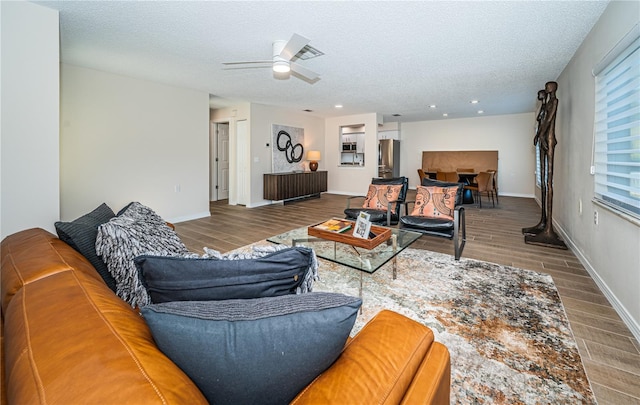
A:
315;247;596;404
236;239;596;404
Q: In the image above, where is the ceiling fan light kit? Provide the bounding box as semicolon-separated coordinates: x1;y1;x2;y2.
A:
273;60;290;73
272;40;290;73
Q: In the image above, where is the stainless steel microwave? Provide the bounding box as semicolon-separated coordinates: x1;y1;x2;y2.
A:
342;143;357;151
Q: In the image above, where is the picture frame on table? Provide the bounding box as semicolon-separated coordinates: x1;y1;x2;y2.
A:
353;212;372;239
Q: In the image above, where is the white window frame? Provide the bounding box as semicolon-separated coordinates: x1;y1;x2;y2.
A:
592;24;640;220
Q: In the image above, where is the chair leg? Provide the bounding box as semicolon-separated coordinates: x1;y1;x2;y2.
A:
453;208;466;260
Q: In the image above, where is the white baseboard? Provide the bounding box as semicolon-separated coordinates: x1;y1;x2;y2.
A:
247;200;279;208
326;189;360;196
169;211;210;224
553;220;640;342
499;192;535;198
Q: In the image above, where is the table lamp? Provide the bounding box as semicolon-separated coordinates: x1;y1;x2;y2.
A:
307;150;321;171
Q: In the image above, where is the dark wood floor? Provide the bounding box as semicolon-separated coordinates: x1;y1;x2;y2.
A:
175;192;640;405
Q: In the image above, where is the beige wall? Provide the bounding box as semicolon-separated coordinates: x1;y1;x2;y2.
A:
249;104;325;207
1;1;60;238
401;113;536;195
325;113;382;196
60;64;210;223
554;1;640;337
211;103;325;207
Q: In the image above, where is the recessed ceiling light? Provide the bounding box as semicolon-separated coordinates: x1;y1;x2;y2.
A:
429;105;437;109
443;113;448;117
303;109;313;112
470;100;479;104
478;110;484;114
392;113;402;117
334;104;343;108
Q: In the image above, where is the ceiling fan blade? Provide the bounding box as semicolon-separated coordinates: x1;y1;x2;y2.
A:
223;65;272;71
222;61;271;65
279;33;310;61
290;62;320;81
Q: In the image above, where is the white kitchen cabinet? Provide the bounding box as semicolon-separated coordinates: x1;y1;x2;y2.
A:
356;133;365;153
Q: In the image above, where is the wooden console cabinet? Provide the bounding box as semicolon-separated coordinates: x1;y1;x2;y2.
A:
263;171;328;201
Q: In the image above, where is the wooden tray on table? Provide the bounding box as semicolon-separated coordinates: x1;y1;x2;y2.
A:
308;219;392;250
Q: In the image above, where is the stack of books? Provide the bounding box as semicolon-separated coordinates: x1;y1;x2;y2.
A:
314;219;352;233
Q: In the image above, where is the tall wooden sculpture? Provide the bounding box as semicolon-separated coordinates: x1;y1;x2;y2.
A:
522;89;548;235
524;81;567;249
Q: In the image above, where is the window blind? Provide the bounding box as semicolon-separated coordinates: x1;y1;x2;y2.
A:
593;29;640;219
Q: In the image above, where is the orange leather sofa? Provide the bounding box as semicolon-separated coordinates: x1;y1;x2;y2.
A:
1;228;450;404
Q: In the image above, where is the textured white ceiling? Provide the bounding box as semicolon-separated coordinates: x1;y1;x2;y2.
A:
36;0;609;122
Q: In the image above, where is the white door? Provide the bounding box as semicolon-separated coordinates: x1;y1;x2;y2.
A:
216;123;230;200
236;120;249;206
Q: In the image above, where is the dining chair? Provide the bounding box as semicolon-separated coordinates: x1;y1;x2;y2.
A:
436;171;459;182
417;168;427;184
464;171;495;208
487;169;498;204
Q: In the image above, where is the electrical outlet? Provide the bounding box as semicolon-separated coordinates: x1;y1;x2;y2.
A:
174;184;181;193
593;210;598;225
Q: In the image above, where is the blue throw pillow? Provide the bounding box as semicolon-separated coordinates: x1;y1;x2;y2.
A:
141;292;361;405
135;246;315;303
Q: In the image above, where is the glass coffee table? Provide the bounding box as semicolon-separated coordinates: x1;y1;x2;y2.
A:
267;224;421;279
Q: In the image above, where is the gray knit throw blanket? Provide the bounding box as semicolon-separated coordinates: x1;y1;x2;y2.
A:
96;202;190;307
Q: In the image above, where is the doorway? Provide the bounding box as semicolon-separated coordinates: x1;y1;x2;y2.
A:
211;122;230;201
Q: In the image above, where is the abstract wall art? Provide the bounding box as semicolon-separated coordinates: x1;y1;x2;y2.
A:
272;124;304;173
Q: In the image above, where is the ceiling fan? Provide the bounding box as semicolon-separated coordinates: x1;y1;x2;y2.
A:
222;33;323;82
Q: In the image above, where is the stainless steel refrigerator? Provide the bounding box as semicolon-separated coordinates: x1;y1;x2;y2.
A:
378;139;400;178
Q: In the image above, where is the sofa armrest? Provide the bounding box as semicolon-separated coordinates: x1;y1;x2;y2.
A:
401;341;451;404
291;310;450;405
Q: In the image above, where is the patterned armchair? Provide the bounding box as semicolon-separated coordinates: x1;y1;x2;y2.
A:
400;178;466;260
344;177;409;226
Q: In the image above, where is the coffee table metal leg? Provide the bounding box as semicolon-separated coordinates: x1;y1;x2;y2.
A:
393;256;397;280
392;234;398;280
359;271;363;314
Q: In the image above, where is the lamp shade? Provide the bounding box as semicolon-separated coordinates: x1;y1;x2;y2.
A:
307;150;321;161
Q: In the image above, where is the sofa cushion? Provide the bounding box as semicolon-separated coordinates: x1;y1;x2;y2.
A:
4;263;208;405
343;208;399;225
135;246;316;303
141;292;361;405
96;202;189;307
362;183;402;211
54;203;117;291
